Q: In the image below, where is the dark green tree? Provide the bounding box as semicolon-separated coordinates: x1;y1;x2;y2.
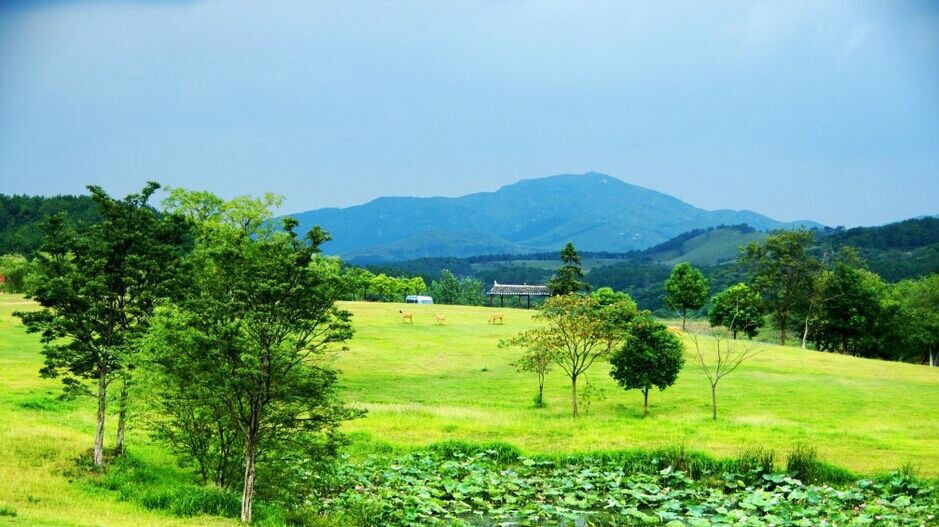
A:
609;315;685;417
548;242;588;295
146;191;359;523
708;283;764;339
664;262;709;330
430;269;463;304
894;274;939;367
812;250;884;356
15;183;189;466
739;230;821;345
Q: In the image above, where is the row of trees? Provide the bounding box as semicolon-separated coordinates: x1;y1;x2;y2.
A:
15;185;358;523
660;230;938;366
504;287;760;421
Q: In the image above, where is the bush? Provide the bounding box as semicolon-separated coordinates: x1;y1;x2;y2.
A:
427;440;521;463
786;444;819;483
734;446;775;480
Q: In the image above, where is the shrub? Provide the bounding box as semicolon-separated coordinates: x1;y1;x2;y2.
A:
427;440;521;463
735;446;775;481
786;444;819;483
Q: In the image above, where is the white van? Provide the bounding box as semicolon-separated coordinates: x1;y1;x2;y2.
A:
405;295;434;304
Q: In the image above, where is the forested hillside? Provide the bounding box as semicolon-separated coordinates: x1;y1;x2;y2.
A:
0;194;100;256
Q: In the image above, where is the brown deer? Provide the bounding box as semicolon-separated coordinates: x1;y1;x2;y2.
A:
666;326;683;337
399;310;414;324
488;312;504;325
433;314;446;325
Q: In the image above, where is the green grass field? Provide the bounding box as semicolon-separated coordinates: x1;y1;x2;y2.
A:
1;295;938;526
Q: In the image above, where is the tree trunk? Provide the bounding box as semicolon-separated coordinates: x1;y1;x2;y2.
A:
643;388;649;418
115;374;130;456
240;433;257;523
779;315;787;346
801;315;810;349
570;376;578;418
537;375;545;406
710;383;717;421
93;365;107;467
681;314;686;331
732;329;738;340
930;348;936;367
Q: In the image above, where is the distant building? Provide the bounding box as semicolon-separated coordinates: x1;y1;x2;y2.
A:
405;295;434;304
486;281;551;308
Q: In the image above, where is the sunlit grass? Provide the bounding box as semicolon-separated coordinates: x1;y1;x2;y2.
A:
335;301;939;475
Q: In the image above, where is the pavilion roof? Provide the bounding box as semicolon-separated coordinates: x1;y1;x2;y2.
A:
486;283;551;296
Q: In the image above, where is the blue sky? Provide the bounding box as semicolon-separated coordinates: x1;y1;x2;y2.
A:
0;0;937;226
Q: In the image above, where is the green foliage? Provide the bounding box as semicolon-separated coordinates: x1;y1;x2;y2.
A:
430;269;462;303
316;448;938;527
786;444;819;483
0;194;100;256
511;345;553;408
14;183;190;466
708;282;764;339
609;315;685;416
501;294;629;417
145;190;361;522
892;274;939;366
664;262;708;329
0;504;16;517
740;229;821;344
0;253;32;293
548;242;588;295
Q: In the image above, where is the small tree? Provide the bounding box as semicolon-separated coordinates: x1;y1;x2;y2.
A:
664;262;708;330
0;254;32;294
501;294;627;417
511;348;552;407
548;242;588;295
708;283;763;339
15;183;189;466
691;332;762;420
609;315;684;417
431;269;463;304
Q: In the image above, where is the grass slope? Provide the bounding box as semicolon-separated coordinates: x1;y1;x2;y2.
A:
0;294;236;527
336;301;939;475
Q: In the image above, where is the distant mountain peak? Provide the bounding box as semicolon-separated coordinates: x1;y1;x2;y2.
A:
289;172;823;261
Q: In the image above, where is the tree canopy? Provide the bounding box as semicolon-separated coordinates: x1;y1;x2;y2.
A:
609;315;685;417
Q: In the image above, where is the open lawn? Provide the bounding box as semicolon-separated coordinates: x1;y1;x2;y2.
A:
1;295;938;526
336;301;939;475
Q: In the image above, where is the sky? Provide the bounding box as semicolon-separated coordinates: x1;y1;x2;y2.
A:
0;1;937;227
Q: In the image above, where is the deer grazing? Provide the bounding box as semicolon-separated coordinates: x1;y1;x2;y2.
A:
399;310;414;324
433;314;446;325
488;312;504;325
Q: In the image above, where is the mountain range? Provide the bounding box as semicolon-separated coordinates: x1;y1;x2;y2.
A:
291;173;821;262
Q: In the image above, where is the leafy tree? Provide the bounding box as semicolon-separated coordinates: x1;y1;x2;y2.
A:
609;315;684;417
893;274;939;367
15;183;189;466
708;283;763;339
342;267;375;300
812;251;885;356
739;230;820;345
403;276;427;296
146;192;359;523
501;294;627;417
511;348;552;408
0;193;101;256
548;242;588;295
691;332;762;420
664;262;709;330
458;276;486;306
591;287;639;329
0;254;32;294
430;269;462;304
370;273;402;301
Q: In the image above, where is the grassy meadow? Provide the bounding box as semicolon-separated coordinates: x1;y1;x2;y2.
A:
1;294;938;526
336;301;939;475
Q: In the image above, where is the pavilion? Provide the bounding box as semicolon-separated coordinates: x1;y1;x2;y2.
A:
486;281;551;308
